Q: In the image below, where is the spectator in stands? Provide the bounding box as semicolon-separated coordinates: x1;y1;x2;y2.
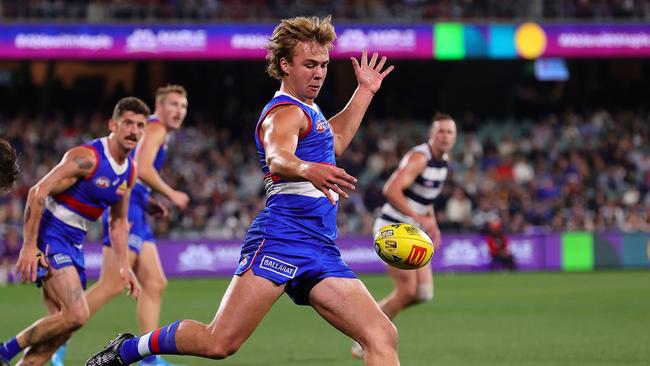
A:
484;219;517;271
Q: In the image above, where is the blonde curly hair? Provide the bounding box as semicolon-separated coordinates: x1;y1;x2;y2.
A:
265;15;336;80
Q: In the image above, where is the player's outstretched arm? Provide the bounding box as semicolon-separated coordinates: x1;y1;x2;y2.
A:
16;146;96;282
108;180;141;300
262;106;356;205
328;50;394;156
136;122;189;209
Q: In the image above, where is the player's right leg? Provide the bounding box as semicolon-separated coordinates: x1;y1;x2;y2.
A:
311;277;399;366
352;265;433;360
11;265;90;365
85;270;285;366
17;285;74;366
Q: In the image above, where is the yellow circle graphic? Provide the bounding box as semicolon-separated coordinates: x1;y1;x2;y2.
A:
515;22;547;59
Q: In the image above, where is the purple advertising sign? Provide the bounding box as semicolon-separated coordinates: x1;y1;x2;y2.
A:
332;25;433;59
0;24;433;60
543;24;650;58
82;233;550;279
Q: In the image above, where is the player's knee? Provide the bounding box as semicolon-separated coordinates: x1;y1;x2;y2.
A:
367;321;398;354
147;275;167;295
203;340;240;360
65;305;90;330
415;283;434;303
398;285;419;306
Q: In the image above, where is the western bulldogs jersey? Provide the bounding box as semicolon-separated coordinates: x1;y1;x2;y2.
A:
40;137;135;251
131;114;168;206
250;91;338;243
379;143;449;225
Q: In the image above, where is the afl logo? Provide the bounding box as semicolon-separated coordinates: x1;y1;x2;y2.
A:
94;177;111;188
315;119;329;133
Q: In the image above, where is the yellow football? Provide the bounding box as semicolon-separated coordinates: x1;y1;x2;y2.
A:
374;223;434;270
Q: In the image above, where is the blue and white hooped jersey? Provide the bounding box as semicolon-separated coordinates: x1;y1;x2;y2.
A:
379;143;449;225
42;137;136;247
251;91;338;243
131;114;168;206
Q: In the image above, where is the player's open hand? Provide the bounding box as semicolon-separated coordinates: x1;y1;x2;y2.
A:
351;50;395;94
416;215;442;249
302;162;356;205
16;244;48;282
120;266;142;300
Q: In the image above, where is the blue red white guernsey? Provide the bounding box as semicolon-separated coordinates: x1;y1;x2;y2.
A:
37;137;135;288
131;114;168;206
235;92;355;305
253;91;338;242
374;143;449;232
102;114;166;252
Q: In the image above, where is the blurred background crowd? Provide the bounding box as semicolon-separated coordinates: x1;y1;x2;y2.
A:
0;0;649;245
1;101;648;241
2;0;650;21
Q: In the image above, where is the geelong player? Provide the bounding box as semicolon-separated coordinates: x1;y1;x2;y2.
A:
352;113;457;359
0;97;148;366
85;15;397;366
51;86;189;366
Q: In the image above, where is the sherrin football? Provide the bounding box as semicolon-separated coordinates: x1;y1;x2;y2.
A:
374;223;434;270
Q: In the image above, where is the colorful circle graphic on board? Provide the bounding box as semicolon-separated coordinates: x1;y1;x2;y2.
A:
515;22;547;59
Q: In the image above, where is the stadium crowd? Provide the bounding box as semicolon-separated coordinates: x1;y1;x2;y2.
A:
1;0;649;21
1;106;648;243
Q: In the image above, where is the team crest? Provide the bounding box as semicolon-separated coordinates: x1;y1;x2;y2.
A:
239;255;249;267
315;119;329;133
94;177;111;188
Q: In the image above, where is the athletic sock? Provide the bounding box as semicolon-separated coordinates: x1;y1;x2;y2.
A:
119;321;182;364
0;337;22;361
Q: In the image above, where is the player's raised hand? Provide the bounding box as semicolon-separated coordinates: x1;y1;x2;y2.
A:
16;244;48;282
351;50;395;94
302;162;357;205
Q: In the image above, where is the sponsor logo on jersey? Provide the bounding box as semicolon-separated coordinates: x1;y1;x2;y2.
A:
112;178;121;186
116;180;128;196
95;176;111;188
52;253;73;266
259;255;298;278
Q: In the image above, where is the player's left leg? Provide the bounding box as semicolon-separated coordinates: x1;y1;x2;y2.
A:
311;277;399;366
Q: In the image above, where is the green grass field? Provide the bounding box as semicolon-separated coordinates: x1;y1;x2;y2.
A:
1;271;649;365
